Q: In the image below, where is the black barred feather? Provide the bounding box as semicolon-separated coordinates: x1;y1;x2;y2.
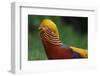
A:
40;29;62;46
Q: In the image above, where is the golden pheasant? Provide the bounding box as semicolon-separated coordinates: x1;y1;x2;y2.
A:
39;19;88;59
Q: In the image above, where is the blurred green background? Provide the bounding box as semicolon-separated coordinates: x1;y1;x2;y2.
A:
28;15;88;61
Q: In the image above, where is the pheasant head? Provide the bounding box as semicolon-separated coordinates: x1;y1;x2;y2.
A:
39;19;59;38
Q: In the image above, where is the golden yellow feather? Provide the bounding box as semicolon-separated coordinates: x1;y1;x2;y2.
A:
39;19;59;38
70;46;88;58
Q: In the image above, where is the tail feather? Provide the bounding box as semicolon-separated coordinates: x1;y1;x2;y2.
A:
70;46;88;58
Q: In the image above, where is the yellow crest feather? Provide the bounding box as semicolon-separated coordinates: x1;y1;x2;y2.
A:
40;19;59;38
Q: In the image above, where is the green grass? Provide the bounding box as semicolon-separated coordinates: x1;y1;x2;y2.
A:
28;31;48;60
58;25;88;49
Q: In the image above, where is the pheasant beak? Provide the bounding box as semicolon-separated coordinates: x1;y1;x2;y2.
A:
38;26;44;31
38;26;46;31
38;26;42;30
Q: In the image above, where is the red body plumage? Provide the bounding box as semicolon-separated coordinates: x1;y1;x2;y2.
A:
40;29;74;59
